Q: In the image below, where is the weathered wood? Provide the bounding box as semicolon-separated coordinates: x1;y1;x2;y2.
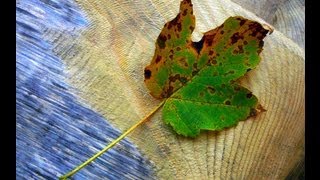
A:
17;0;305;179
16;0;155;179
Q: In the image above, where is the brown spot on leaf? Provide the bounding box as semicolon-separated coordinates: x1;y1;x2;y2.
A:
178;57;188;67
246;93;253;98
256;33;264;40
234;86;240;91
209;50;214;55
180;77;188;84
248;22;268;39
205;38;213;46
167;86;174;96
249;105;266;117
176;47;181;51
192;70;198;76
207;86;216;94
230;32;243;44
246;68;252;72
172;14;180;25
240;19;246;26
169;55;173;60
155;55;162;64
250;108;257;117
238;45;244;53
169;74;181;82
183;9;188;16
168;14;180;31
259;41;264;48
157;34;167;49
193;63;198;69
225;100;231;105
220;30;224;34
177;23;182;32
144;69;151;79
212;59;217;65
244;41;248;45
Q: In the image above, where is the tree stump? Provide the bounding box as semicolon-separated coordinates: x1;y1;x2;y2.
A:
17;0;304;179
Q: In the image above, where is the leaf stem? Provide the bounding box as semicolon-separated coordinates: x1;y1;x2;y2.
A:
59;100;165;180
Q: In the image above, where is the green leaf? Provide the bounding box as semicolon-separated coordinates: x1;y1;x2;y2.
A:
144;0;269;137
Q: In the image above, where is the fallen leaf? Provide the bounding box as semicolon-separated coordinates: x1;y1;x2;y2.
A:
144;0;269;137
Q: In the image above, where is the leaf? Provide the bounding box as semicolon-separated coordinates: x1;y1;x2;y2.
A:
144;0;269;137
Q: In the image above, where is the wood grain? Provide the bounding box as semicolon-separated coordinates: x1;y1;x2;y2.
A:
16;0;156;179
40;0;305;179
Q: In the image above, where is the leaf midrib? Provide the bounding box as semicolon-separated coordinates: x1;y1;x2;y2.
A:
169;97;250;108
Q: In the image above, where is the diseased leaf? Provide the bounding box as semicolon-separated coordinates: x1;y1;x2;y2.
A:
144;0;269;137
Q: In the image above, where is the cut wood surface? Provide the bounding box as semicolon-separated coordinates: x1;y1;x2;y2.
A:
16;0;305;179
57;0;304;178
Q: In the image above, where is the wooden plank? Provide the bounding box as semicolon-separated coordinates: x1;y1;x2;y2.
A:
16;0;155;179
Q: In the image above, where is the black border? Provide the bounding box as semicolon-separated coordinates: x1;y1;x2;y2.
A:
305;0;319;179
1;0;16;178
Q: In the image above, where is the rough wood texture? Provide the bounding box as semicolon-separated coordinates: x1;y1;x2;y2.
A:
54;0;304;179
16;0;155;179
17;0;305;179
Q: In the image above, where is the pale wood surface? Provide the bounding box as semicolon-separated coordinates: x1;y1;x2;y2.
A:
50;0;305;179
17;0;305;179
